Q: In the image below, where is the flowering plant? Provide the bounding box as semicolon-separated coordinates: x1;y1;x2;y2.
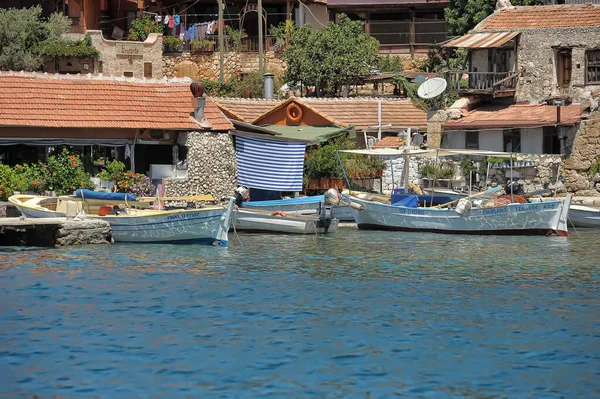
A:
128;16;163;41
44;149;95;195
95;158;125;182
116;171;155;197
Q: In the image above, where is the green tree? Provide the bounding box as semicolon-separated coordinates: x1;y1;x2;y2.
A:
445;0;544;36
284;15;379;97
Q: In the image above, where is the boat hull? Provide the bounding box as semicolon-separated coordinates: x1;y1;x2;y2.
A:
9;195;235;245
233;209;339;234
350;196;571;236
567;204;600;228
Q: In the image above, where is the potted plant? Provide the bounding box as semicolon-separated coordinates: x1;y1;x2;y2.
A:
94;158;125;192
190;38;216;53
163;36;184;53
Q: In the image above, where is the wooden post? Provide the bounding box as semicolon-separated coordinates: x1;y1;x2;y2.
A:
409;8;415;57
218;0;224;83
286;0;292;21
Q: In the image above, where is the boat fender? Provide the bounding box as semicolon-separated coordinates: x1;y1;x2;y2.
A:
455;198;472;216
271;210;287;217
286;103;303;124
349;201;364;211
98;205;114;217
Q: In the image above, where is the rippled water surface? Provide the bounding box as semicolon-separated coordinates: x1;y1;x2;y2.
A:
1;228;599;398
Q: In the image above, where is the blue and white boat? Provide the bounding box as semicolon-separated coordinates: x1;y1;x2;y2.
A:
242;195;354;222
9;191;235;246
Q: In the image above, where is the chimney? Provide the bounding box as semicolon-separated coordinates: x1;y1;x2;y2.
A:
264;72;274;99
553;99;564;125
190;81;206;122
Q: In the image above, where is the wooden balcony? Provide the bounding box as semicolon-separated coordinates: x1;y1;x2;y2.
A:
445;71;520;98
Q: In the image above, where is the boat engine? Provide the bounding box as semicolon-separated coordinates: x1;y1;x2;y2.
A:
324;188;341;205
234;186;249;207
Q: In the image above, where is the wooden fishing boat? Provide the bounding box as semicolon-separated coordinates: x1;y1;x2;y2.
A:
339;148;573;236
529;198;600;228
9;191;235;246
233;208;339;234
242;195;355;222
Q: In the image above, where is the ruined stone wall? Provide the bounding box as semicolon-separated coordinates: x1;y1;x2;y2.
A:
88;30;164;79
511;27;600;104
563;110;600;195
164;132;237;201
162;51;286;82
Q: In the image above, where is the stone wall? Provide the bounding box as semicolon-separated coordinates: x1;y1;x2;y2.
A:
164;132;237;201
162;51;286;82
563;110;600;195
513;26;600;104
88;30;164;79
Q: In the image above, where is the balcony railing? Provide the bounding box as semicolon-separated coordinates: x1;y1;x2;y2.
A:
181;35;277;53
445;70;519;96
370;20;447;47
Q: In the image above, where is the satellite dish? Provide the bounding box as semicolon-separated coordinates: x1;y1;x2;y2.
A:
412;133;424;147
417;77;447;99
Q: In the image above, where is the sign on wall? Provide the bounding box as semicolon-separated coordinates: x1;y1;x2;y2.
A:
117;43;143;56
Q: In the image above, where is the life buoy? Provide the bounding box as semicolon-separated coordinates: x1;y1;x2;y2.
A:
271;210;287;217
286;103;303;124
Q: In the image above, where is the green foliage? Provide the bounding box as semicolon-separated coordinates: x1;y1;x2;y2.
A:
95;158;126;182
40;34;99;58
200;78;239;97
419;162;455;180
44;148;94;195
163;36;184;52
115;171;155;197
304;135;384;180
0;6;66;71
284;14;379;97
0;164;22;200
128;15;163;41
199;72;284;98
444;0;494;36
377;55;403;73
225;27;246;52
190;38;215;52
270;20;295;49
588;157;600;177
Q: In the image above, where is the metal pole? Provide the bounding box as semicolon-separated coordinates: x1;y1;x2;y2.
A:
336;151;351;192
510;153;514;202
377;100;382;141
258;0;264;75
403;128;411;193
389;156;395;191
218;0;224;83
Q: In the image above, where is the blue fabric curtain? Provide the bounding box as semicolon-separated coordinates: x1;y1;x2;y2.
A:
235;135;306;192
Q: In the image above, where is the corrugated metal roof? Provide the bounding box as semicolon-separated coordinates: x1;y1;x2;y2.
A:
442;32;519;48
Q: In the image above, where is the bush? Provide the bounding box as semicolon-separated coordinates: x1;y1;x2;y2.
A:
116;171;155;197
128;16;163;41
0;165;19;200
190;39;215;52
44;148;94;195
418;162;455;180
163;36;184;52
95;158;125;182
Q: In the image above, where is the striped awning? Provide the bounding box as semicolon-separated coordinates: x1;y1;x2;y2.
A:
442;32;520;48
235;135;306;191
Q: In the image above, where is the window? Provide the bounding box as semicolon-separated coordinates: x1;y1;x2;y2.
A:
123;71;133;77
586;49;600;84
144;63;152;78
556;48;572;87
465;131;479;149
543;126;562;154
503;129;521;153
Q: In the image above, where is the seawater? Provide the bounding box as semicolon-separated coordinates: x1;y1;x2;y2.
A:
1;229;599;398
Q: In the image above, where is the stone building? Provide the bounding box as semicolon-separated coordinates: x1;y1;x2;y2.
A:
0;72;236;201
428;4;600;195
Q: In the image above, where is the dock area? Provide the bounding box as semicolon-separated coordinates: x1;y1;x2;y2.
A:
0;217;112;247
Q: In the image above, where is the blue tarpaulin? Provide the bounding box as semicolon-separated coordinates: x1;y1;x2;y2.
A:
74;189;138;202
391;195;419;208
235;135;306;192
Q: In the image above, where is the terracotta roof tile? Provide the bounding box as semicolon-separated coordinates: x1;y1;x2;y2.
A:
213;97;280;122
215;97;427;130
478;4;600;30
0;72;232;131
373;136;406;148
443;103;581;129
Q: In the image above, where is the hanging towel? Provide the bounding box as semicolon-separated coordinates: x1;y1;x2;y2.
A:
168;16;175;29
164;15;170;25
174;15;180;25
155;15;162;23
125;144;131;160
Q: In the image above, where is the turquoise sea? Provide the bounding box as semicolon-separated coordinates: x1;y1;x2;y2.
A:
1;228;599;398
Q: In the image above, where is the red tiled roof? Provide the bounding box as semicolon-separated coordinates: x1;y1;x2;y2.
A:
443;103;581;130
477;4;600;30
373;136;406;148
213;97;281;122
0;72;232;131
301;97;428;130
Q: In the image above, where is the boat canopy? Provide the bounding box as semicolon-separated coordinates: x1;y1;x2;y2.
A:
339;148;523;158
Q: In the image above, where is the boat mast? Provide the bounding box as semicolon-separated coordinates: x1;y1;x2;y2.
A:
403;128;411;193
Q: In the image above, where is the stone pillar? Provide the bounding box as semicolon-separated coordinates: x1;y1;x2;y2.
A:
563;110;600;195
426;110;449;149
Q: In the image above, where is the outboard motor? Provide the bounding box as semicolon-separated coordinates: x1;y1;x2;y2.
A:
234;186;248;207
505;181;523;196
317;188;341;231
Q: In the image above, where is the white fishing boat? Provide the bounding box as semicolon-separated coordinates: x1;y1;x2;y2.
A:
340;148;573;236
242;195;355;222
9;190;235;246
529;198;600;228
234;208;339;234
